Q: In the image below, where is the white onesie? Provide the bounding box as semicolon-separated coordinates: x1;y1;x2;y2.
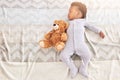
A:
60;19;101;77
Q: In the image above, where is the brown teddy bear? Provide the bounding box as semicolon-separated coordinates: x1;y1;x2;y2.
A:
39;20;68;51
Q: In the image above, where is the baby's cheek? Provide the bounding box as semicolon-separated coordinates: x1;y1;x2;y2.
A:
68;13;74;19
68;12;71;17
68;13;70;18
68;14;71;19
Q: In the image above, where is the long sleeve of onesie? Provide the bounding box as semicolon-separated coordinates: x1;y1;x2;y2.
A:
85;22;101;33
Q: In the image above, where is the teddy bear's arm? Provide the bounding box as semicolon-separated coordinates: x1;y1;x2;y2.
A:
61;32;68;41
45;31;53;40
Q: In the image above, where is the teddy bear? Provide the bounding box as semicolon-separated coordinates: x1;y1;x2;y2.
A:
39;20;68;51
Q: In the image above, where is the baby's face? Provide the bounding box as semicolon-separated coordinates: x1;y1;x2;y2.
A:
68;6;83;20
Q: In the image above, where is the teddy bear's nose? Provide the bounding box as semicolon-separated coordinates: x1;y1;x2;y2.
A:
53;24;56;26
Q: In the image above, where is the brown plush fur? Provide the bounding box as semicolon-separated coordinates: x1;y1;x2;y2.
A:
39;20;68;51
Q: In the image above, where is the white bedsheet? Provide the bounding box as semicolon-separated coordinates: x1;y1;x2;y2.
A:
0;0;120;80
0;60;120;80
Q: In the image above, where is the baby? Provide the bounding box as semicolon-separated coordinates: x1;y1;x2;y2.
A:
60;2;105;78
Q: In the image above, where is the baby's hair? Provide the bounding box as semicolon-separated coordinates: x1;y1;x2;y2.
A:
71;2;87;18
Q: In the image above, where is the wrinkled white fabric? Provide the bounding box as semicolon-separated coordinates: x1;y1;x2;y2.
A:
0;0;120;80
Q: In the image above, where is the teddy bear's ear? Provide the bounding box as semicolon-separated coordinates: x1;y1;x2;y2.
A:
59;20;64;22
54;20;58;23
65;22;69;29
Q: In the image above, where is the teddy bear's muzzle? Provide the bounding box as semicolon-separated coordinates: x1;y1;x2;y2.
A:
53;24;59;30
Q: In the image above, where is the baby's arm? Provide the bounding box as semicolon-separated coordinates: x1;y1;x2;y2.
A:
85;22;105;38
85;22;101;33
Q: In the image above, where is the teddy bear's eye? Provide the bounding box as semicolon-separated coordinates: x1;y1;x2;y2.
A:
53;24;56;26
53;24;59;27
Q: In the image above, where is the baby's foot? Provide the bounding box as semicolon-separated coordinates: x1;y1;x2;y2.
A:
79;68;89;78
70;68;78;78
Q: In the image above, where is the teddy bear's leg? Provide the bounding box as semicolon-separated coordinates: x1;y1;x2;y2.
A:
55;42;65;51
39;40;52;48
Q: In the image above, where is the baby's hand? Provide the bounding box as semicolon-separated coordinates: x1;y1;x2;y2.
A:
99;31;105;39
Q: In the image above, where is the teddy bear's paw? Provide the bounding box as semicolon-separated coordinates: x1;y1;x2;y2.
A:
39;41;45;48
61;33;68;41
56;45;63;51
55;42;65;51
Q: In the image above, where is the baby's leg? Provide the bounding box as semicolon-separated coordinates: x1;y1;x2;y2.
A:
80;54;91;77
60;49;78;78
76;44;91;77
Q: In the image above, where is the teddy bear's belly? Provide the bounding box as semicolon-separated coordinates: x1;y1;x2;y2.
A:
50;34;61;45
